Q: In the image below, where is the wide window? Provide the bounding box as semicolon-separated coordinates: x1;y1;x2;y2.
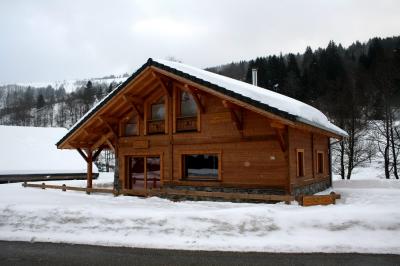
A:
317;151;324;174
124;116;138;136
183;154;219;180
296;149;305;177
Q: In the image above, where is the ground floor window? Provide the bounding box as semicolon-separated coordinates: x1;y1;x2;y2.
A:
296;149;305;177
127;156;161;189
317;151;324;174
183;154;219;180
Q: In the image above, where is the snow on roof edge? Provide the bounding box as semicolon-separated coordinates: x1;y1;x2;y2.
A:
154;59;348;137
57;58;347;146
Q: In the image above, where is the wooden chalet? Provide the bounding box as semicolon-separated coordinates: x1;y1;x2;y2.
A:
56;58;347;198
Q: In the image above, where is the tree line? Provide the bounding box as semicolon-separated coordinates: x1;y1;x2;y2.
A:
208;36;400;179
0;81;120;128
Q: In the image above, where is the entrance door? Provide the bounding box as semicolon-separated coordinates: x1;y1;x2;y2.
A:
127;156;161;189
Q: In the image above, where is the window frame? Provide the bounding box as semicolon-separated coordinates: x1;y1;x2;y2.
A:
180;151;222;181
316;150;324;175
125;153;163;190
150;96;166;122
296;149;305;177
144;92;168;135
120;113;139;137
174;86;201;133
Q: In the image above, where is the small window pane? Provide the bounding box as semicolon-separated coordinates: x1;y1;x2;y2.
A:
151;97;165;121
297;151;304;177
181;91;197;117
317;152;324;174
125;116;137;136
147;157;160;188
184;154;218;179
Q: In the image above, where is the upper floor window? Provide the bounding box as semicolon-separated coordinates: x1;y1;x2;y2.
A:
124;115;138;136
180;91;197;117
176;90;198;132
151;96;165;121
148;96;165;134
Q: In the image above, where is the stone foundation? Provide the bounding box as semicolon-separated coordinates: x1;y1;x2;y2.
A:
293;178;331;197
162;185;286;203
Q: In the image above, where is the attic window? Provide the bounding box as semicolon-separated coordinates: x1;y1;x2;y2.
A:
124;115;138;136
180;91;197;117
296;149;305;177
151;96;165;121
176;90;198;132
148;96;165;135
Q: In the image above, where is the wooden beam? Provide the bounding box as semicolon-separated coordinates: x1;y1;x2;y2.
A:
152;71;172;97
274;128;286;152
185;84;205;113
98;116;118;139
122;95;143;120
92;147;104;161
222;100;242;110
91;131;114;151
270;121;285;129
77;148;88;163
105;138;116;153
222;100;243;131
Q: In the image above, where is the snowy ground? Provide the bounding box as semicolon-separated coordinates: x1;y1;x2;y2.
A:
0;172;399;254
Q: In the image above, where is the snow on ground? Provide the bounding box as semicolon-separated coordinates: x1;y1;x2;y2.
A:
0;126;97;175
0;173;399;254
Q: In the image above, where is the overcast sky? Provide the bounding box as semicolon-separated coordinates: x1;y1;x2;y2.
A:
0;0;399;83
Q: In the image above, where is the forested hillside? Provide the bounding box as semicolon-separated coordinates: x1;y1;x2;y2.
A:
0;36;399;179
208;36;400;180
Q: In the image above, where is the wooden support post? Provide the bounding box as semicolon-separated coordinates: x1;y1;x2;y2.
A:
113;143;119;194
144;156;148;190
86;148;93;191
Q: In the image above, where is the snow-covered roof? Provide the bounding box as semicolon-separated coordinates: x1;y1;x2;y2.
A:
154;59;347;137
57;58;347;147
1;126;97;175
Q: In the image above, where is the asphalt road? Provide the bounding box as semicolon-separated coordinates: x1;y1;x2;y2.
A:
0;241;399;266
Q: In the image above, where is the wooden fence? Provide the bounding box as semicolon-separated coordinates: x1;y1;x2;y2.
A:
22;182;340;206
22;182;295;203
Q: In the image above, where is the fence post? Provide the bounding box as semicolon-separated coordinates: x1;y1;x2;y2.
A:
62;184;66;192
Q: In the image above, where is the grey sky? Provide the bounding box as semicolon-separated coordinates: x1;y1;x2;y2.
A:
0;0;399;83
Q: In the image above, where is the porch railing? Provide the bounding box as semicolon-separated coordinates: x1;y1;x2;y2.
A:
147;120;165;134
176;116;197;132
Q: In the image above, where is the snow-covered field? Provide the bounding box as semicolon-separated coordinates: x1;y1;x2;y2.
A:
0;172;399;254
